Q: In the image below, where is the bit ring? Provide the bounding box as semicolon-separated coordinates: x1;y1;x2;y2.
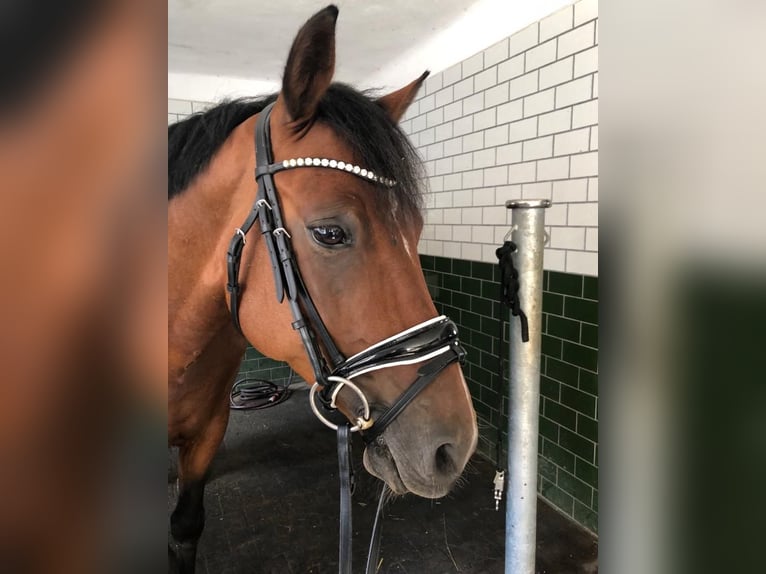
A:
309;376;372;433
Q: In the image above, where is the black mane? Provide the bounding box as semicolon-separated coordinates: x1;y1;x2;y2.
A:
168;84;424;218
168;94;276;200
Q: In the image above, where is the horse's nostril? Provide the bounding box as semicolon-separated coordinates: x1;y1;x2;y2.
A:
434;443;457;475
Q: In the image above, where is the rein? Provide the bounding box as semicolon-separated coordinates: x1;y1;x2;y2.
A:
225;102;466;572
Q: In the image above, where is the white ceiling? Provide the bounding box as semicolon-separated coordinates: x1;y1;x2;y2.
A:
168;0;572;101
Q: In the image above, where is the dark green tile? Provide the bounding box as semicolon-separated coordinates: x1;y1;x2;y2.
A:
577;414;598;443
444;305;461;321
471;364;494;388
538;454;558;483
466;377;481;397
592;488;599;513
564;296;598;324
545;357;579;386
547;316;580;342
472;331;493;354
481;280;500;301
541;334;562;358
480;350;500;373
548;271;583;297
473;398;492;420
462;343;479;363
419;254;434;271
500;358;509;381
462;310;482;332
471;296;493;318
559;427;595;462
561;384;597;418
580;323;598;349
452;292;471;311
575;458;598;489
579;370;598;396
542;439;575;473
539;416;559;442
489;407;502;429
476;438;491;461
562;341;598;372
540;376;560;401
543;292;564;315
433;288;452;306
480;386;501;409
272;366;291;379
481;316;501;339
427;284;437;300
452;258;471;277
444;273;461;292
583;275;598;300
557;468;593;506
461;277;482;296
471;260;495;281
434;256;451;273
573;500;598;533
541;477;574;514
543;270;550;291
423;271;440;289
544;400;577;431
239;359;256;371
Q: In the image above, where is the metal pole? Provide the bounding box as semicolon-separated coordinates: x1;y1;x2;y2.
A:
504;199;550;574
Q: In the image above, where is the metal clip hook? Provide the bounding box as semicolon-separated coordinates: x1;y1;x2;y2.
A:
503;225;517;243
273;227;291;239
234;228;246;245
255;198;272;211
493;469;505;511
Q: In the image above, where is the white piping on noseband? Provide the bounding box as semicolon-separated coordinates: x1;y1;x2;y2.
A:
308;315;453;432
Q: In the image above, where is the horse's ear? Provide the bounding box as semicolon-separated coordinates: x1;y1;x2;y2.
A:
376;71;430;123
279;5;338;127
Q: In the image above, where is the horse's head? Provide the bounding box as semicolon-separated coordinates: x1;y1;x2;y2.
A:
236;5;477;498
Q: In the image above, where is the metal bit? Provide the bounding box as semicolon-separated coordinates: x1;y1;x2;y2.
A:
493;469;505;511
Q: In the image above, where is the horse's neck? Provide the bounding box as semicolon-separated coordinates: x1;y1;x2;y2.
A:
168;124;255;376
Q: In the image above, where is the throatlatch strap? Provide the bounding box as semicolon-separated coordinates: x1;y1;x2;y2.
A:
496;240;529;342
337;425;354;574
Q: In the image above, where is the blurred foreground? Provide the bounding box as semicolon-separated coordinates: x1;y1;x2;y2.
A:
0;1;165;572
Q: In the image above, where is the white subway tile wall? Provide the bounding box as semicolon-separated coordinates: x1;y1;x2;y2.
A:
167;99;212;124
405;0;598;276
169;1;598;277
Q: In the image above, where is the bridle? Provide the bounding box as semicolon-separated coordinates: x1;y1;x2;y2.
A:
226;101;466;441
225;102;466;572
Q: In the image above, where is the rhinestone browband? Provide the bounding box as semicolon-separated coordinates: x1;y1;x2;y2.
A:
280;157;396;188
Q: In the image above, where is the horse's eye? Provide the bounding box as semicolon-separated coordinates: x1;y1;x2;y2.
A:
311;225;347;246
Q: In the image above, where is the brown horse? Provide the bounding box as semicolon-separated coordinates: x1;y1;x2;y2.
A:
168;5;477;572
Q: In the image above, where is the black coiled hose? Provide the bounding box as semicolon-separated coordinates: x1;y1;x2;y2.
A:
229;370;294;410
